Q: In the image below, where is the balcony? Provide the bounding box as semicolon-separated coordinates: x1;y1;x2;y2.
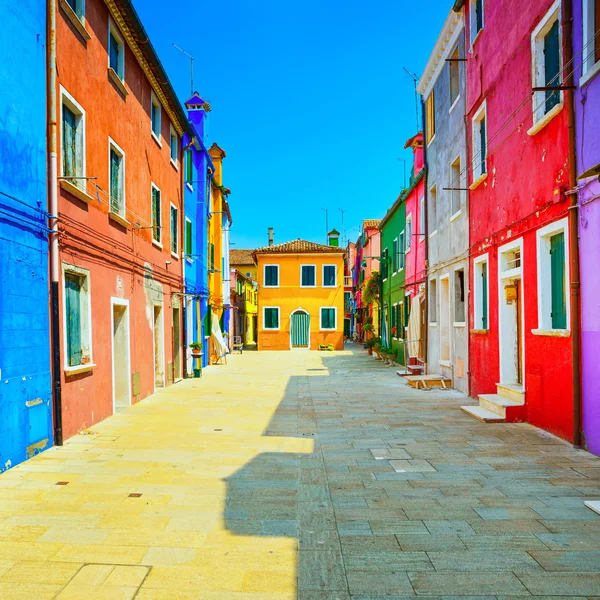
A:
344;276;352;287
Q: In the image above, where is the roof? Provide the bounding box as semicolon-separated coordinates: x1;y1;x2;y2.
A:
378;168;426;230
363;219;381;229
184;92;211;112
404;131;424;149
230;249;255;266
253;239;345;255
327;228;340;236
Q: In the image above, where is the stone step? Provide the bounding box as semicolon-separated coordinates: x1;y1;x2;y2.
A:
479;394;523;418
584;500;600;516
496;382;525;403
406;374;452;390
461;405;506;423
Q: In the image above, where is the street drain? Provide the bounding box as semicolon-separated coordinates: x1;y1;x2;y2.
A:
214;428;222;431
302;433;315;437
56;481;69;486
128;493;142;498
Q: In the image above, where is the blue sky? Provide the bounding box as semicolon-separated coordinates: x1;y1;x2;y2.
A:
133;0;449;249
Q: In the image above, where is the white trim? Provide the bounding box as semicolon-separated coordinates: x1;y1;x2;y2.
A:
185;217;193;262
59;0;90;39
535;217;570;331
472;100;488;182
450;153;463;216
428;276;438;325
150;91;162;144
300;264;317;288
406;214;413;253
469;0;485;48
453;265;467;325
263;264;280;288
263;306;280;330
473;253;489;332
151;182;162;245
59;85;86;189
322;264;337;288
527;102;564;136
110;297;132;414
169;123;179;167
583;0;600;75
392;237;399;274
108;18;125;82
580;58;600;87
450;209;462;222
449;94;460;114
152;302;165;391
108;136;126;218
320;306;338;331
439;273;451;365
169;202;178;255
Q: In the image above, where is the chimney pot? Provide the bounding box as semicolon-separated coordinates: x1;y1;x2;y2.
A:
268;227;274;247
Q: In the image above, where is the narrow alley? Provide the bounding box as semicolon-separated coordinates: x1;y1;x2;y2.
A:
1;347;600;599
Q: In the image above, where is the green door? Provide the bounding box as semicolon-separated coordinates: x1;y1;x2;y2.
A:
291;311;310;347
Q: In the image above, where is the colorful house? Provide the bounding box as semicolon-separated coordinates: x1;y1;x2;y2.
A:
0;0;53;469
230;269;258;346
343;241;356;339
52;0;189;438
457;0;576;439
573;0;600;453
231;249;258;281
254;239;345;351
183;92;213;372
418;8;469;392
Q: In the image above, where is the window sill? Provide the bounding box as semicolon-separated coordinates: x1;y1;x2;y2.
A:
59;0;91;40
151;131;162;148
453;322;467;328
171;251;180;260
186;257;193;264
470;28;483;51
470;328;489;334
59;179;94;204
64;363;95;376
170;159;179;171
263;285;279;289
320;329;337;332
429;322;438;327
580;60;600;88
450;209;462;223
107;67;128;96
152;239;163;249
449;95;460;114
323;285;337;288
527;102;564;136
300;285;317;289
186;182;194;192
108;211;130;228
439;360;451;367
470;172;488;190
427;134;436;148
531;328;570;337
429;229;438;239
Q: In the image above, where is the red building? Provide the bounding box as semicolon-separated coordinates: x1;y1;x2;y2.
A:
53;0;189;438
458;0;576;440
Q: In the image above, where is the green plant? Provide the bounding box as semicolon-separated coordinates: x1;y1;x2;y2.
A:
366;336;381;349
363;323;374;333
189;342;203;351
362;271;381;306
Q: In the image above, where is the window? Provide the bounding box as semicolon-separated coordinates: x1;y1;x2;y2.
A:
185;218;192;257
429;278;437;324
583;0;600;74
406;215;412;252
454;269;466;324
151;92;161;141
429;185;437;233
301;265;316;287
109;139;125;216
399;232;405;269
470;0;484;45
264;264;279;287
449;46;460;106
392;238;399;272
170;125;178;164
263;307;280;330
381;248;389;279
65;0;84;19
425;91;435;144
536;219;569;331
474;255;489;329
170;204;178;255
63;265;92;368
209;243;215;270
61;88;85;188
320;307;337;330
472;102;487;181
108;21;124;80
531;2;562;126
323;265;336;287
419;196;426;238
151;184;161;244
185;150;193;186
451;156;462;215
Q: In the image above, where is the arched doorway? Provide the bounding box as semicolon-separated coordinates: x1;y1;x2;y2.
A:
290;309;310;349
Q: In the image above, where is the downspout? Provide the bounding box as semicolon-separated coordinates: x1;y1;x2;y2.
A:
421;97;429;373
181;140;187;379
48;0;63;445
563;0;582;447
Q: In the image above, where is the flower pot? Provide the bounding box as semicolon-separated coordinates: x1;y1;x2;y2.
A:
367;347;373;356
191;349;202;355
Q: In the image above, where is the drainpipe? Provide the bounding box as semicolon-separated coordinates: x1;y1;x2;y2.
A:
563;0;582;447
421;98;429;373
48;0;63;445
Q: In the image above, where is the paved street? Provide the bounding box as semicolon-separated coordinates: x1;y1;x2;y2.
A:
1;346;600;599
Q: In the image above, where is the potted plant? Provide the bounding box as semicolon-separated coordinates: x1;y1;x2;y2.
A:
365;335;378;356
189;342;203;355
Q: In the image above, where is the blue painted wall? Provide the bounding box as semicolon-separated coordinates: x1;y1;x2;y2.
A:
183;96;212;369
0;1;53;470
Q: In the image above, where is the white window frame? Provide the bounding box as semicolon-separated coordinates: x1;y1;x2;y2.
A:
406;215;413;253
470;0;484;47
439;273;451;366
108;137;126;218
453;266;467;326
429;184;438;237
473;253;489;331
169;124;179;168
429;277;438;326
534;217;570;333
185;217;193;263
263;306;280;331
450;153;463;219
62;262;94;375
419;196;426;241
582;0;600;82
151;182;162;248
320;306;337;331
392;302;399;339
471;100;488;187
300;264;317;288
263;264;280;288
449;45;461;111
63;0;85;21
60;86;86;189
529;0;564;133
399;230;405;270
170;202;179;258
151;91;162;144
108;19;125;81
392;237;399;274
322;264;337;288
382;247;388;281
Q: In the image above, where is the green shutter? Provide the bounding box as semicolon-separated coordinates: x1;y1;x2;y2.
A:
171;207;177;253
65;273;82;366
550;232;567;329
544;19;561;113
110;149;121;213
321;308;334;329
392;239;398;272
291;312;309;344
480;117;487;174
210;243;215;270
152;188;161;242
481;262;488;329
62;105;77;179
205;304;212;336
185;220;192;255
399;233;405;269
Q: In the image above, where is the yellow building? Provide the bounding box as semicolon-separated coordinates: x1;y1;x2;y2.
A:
230;249;257;281
232;270;258;345
253;239;345;351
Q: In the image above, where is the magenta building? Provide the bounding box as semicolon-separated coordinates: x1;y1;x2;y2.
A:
573;0;600;455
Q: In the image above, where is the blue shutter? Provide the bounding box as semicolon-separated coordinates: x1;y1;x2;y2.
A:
480;117;487;174
481;262;488;329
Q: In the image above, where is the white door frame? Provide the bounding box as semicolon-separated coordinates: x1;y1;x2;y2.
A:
152;301;165;391
110;297;131;413
439;274;451;367
289;307;310;350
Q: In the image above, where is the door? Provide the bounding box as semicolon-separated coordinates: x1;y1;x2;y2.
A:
291;311;310;347
112;302;130;409
440;277;450;363
516;281;523;384
153;305;164;388
173;307;181;381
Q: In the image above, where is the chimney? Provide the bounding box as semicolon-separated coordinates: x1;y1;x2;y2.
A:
268;227;274;246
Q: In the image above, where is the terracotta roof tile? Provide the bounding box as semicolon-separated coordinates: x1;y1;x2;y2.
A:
254;239;344;254
230;249;255;266
363;219;381;229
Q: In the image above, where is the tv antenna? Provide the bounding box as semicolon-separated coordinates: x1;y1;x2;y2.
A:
403;67;420;131
173;44;195;95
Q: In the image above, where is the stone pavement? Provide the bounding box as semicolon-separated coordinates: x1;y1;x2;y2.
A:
1;346;600;599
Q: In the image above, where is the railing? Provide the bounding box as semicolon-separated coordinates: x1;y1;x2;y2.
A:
344;276;352;287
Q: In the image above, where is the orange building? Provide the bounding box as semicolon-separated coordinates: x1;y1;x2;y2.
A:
254;239;345;351
53;0;189;438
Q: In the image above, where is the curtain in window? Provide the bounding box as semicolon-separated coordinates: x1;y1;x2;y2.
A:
63;105;77;180
65;273;82;366
291;311;309;345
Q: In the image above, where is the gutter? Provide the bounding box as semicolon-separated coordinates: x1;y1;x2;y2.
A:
453;0;465;11
421;98;429;372
379;168;426;230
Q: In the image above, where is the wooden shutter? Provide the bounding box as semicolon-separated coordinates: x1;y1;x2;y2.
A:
210;243;215;270
392;239;398;272
110;149;121;213
476;0;483;32
65;273;82;366
152;188;161;242
481;262;488;329
480;117;487;174
185;220;192;255
544;19;561;113
62;105;77;179
550;232;567;329
426;92;435;144
170;206;178;253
